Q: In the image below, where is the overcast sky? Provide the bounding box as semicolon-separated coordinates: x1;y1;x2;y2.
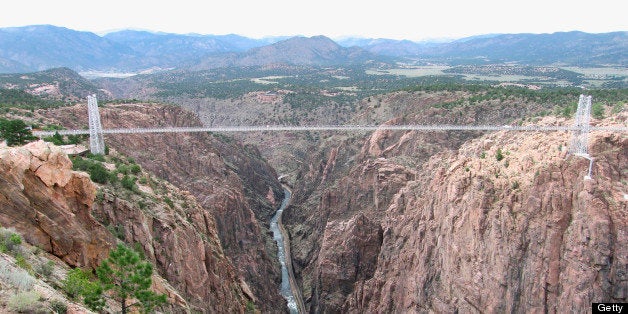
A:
1;0;626;41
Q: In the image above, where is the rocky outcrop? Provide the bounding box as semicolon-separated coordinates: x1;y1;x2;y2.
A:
92;181;250;313
0;140;113;268
48;103;287;312
286;105;627;312
345;129;626;312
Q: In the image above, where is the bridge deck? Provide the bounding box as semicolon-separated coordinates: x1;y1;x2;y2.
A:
33;124;628;137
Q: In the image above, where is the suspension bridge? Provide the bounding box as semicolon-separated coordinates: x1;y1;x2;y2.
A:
33;95;626;165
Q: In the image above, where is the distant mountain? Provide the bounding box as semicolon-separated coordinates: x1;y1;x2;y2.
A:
103;30;283;67
338;32;627;66
193;35;383;70
0;26;283;73
417;31;628;65
0;26;626;73
336;37;447;57
0;25;134;72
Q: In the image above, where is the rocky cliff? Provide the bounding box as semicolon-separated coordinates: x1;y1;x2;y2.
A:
346;126;626;313
47;103;287;312
91;165;250;312
0;140;252;312
0;140;113;268
284;91;627;312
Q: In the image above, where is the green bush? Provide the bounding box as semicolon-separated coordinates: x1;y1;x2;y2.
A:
86;153;106;162
66;134;84;145
62;268;92;300
71;157;110;184
592;102;605;119
89;163;110;184
129;164;141;175
246;300;256;313
0;229;23;253
495;149;504;161
163;196;174;208
44;132;65;145
50;299;68;314
121;175;138;191
15;254;33;273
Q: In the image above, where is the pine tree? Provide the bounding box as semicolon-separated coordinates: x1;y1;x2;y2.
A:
86;244;166;313
0;118;36;146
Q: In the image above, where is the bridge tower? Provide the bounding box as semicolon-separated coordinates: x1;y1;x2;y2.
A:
568;94;593;179
87;95;106;155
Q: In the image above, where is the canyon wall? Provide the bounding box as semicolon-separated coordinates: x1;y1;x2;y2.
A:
285;92;627;312
0;141;113;268
48;103;287;312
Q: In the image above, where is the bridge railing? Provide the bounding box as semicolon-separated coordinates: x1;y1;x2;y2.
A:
32;124;628;137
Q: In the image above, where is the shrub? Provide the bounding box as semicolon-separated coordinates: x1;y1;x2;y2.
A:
121;175;138;191
0;259;35;291
67;134;84;145
129;164;141;175
7;291;42;313
117;164;129;175
246;300;256;312
71;157;110;184
50;299;68;314
89;163;110;184
36;260;55;278
86;153;106;162
15;253;33;273
495;149;504;161
0;229;23;253
592;102;605;119
62;268;92;300
163;196;174;208
44;132;65;145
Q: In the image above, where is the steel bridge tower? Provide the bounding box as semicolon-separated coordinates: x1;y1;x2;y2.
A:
568;94;593;179
87;95;105;155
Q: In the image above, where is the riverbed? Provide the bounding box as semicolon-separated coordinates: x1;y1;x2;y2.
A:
270;188;299;313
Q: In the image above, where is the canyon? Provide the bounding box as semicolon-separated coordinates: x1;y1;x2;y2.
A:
282;92;627;312
0;88;626;313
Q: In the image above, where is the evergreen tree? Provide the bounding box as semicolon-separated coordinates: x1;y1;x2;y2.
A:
85;244;166;313
0;118;36;146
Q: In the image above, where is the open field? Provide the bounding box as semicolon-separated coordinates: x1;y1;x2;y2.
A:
561;67;628;77
366;66;449;77
367;65;628;88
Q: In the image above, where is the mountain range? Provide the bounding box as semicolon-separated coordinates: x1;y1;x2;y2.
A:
0;25;626;73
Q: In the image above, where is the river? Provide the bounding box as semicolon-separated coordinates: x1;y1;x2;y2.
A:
270;188;299;313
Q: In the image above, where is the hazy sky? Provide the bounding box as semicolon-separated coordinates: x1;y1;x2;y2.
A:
1;0;626;41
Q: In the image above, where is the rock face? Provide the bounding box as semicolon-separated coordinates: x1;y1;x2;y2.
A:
92;182;249;313
0;140;113;268
285;93;627;313
344;130;627;312
48;103;287;312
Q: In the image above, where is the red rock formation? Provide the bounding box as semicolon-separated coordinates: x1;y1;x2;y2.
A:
93;186;250;313
47;103;287;312
0;140;113;268
346;130;626;312
286;110;627;312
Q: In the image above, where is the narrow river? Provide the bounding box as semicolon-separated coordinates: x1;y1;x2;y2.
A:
270;188;299;313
